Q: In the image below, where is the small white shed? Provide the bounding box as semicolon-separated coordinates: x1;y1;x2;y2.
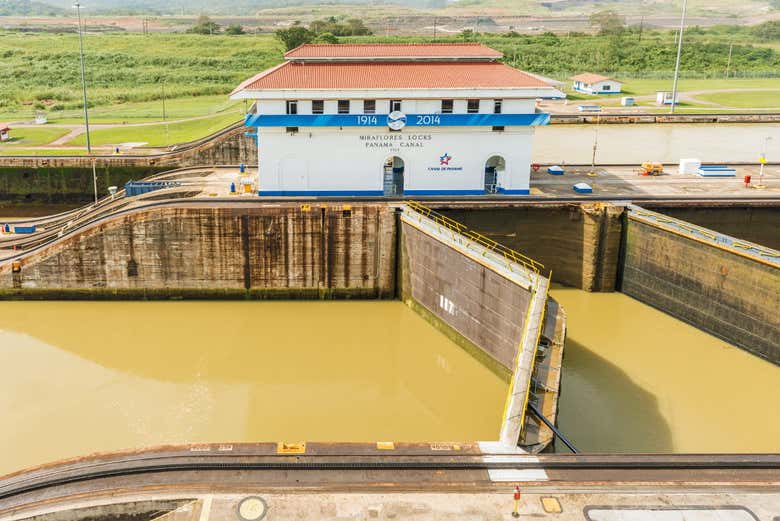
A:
656;91;680;105
571;73;623;95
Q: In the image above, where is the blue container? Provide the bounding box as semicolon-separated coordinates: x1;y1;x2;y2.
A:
573;182;593;194
3;224;9;233
239;163;246;173
230;182;236;193
547;166;565;175
14;225;37;234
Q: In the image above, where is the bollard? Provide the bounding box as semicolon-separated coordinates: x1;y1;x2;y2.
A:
744;175;751;188
512;484;521;518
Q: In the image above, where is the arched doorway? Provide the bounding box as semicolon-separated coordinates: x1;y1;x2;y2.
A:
484;155;505;194
383;156;405;196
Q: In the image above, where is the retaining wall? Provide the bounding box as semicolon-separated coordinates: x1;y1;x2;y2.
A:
399;214;533;373
398;206;552;446
645;203;780;251
439;203;623;291
621;206;780;364
0;204;396;299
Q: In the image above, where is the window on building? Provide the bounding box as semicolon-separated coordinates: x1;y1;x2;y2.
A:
492;126;505;132
312;100;324;114
441;100;454;113
338;100;350;114
286;127;299;134
467;99;480;113
494;99;503;114
602;84;611;91
364;100;376;114
286;100;298;115
390;100;402;112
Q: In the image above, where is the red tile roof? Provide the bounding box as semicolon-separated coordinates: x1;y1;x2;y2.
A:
570;73;621;84
232;62;550;93
284;43;503;60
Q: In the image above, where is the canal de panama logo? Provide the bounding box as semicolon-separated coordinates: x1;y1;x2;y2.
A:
387;111;407;131
439;153;452;166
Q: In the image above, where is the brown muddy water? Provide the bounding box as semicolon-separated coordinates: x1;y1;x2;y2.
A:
1;290;778;476
552;287;780;454
0;301;507;476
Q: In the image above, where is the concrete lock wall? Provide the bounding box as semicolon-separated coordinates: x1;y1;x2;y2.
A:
398;205;550;446
0;204;396;299
399;217;531;372
439;203;624;291
621;207;780;363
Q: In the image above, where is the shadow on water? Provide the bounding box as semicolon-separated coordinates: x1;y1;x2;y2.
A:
556;337;674;453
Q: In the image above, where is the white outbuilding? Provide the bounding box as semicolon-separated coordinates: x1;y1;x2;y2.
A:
230;43;563;196
570;73;623;95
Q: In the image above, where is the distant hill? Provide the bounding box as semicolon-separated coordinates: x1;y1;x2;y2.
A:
12;0;780;18
0;0;65;16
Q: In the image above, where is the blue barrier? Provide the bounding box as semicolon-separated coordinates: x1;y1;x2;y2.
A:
698;165;736;177
125;181;182;197
13;225;37;234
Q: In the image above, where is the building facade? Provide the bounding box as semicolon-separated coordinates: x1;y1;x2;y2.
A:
231;43;560;196
571;73;623;95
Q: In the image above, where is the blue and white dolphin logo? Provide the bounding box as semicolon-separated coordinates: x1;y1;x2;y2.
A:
387;111;407;131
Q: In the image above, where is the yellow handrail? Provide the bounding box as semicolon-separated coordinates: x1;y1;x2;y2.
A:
405;201;544;274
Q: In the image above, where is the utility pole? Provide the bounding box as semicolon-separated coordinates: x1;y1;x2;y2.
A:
757;136;772;189
74;2;98;203
670;0;687;114
162;80;169;147
638;15;644;43
725;42;733;78
591;115;600;171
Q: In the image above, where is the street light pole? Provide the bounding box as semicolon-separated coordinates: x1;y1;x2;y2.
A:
162;80;169;147
670;0;687;114
74;2;98;203
757;136;772;189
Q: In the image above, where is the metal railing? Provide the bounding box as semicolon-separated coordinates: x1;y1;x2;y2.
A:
404;200;545;275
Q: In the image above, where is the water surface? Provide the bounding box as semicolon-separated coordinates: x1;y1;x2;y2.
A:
552;287;780;453
0;301;507;476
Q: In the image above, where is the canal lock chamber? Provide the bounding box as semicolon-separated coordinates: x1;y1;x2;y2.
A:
0;199;778;473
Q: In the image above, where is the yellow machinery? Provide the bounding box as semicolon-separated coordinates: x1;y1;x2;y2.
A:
639;162;664;176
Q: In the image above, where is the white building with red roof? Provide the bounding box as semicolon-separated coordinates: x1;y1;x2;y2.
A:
570;73;623;95
231;43;561;196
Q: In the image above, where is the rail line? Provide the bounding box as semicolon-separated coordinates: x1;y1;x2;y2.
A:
1;451;778;502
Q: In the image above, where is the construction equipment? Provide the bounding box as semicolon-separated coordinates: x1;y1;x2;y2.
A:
639;162;664;176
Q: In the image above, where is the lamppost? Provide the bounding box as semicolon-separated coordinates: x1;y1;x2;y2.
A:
74;2;98;203
670;0;687;114
162;79;169;147
757;136;772;189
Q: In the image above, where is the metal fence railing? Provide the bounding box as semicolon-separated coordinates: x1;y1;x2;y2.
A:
404;200;545;275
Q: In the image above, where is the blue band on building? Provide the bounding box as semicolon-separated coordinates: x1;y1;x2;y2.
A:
245;113;550;128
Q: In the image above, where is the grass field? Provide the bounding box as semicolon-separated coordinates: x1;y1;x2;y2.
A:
0;32;282;114
696;90;780;108
0;126;70;146
46;95;243;124
0;148;88;156
66;111;243;147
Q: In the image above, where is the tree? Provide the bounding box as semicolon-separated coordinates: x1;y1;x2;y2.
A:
459;29;476;41
589;10;625;36
275;24;315;51
313;32;339;44
188;15;220;35
225;23;245;35
750;20;780;41
345;18;372;36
